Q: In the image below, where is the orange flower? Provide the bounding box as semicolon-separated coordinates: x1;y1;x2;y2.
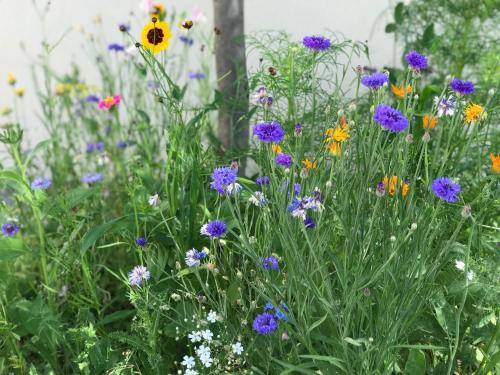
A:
391;84;412;98
302;159;317;170
383;176;398;196
271;144;282;154
490;153;500;173
401;179;410;197
326;142;341;156
423;115;438;129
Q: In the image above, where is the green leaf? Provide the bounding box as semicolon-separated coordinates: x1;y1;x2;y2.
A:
81;216;131;253
298;355;346;372
394;2;405;23
98;310;135;326
65;186;97;209
385;23;397;33
404;349;426;375
422;24;435;48
24;139;51;168
0;237;25;261
0;169;32;202
306;314;328;335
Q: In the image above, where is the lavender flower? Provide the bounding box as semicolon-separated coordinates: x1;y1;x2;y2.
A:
376;182;386;197
128;265;151;286
108;43;125;52
405;50;428;70
256;176;270;185
31;177;52;190
148;194;160;206
431;177;461;203
185;248;207;267
253;121;285;143
136;237;147;247
189;72;207;80
2;223;19;237
262;256;279;270
450;79;475;95
86;142;104;153
373;104;409;133
210;167;238;194
82;173;103;184
275;153;293;168
434;96;457;117
361;72;389;89
302;35;331;51
252;312;278;334
116;140;128;149
84;95;100;103
179;35;194;45
200;220;227;238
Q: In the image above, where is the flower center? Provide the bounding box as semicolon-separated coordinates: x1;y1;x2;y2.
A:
147;27;164;45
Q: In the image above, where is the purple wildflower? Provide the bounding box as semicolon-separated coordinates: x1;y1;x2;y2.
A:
2;223;19;237
373;104;409;133
431;177;461;203
275;308;288;321
200;220;227;238
116;140;128;149
302;35;331;51
147;81;160;90
262;256;279;270
405;50;428;70
136;237;147;247
252;313;278;335
376;182;386;197
179;35;194;45
264;303;274;311
275;153;293;168
294;123;302;137
450;79;475;95
82;173;103;184
434;96;457;117
256;176;270;185
252;86;273;106
185;248;207;267
189;72;207;80
210;167;238;194
361;72;389;90
108;43;125;52
84;95;100;103
31;177;52;190
304;217;316;229
128;265;151;286
253;121;285;143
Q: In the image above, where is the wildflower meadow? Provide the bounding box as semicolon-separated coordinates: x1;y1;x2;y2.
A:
0;1;499;374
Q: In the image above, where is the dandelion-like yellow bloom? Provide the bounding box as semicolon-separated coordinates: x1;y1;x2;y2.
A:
141;19;172;54
464;103;484;123
423;114;437;129
325;116;349;142
302;159;317;170
271;144;282;154
7;73;16;86
391;84;412;98
14;88;25;97
490;153;500;174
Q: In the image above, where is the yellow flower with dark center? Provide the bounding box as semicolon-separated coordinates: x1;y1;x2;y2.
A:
490;153;500;173
302;159;317;170
150;4;166;21
141;19;172;54
271;144;282;154
464;103;484;123
14;88;25;97
391;84;412;98
423;114;437;129
7;73;16;86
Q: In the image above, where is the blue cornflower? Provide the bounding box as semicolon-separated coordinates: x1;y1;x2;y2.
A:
136;237;147;247
264;302;274;311
253;121;285;143
304;217;316;229
405;50;428;70
210;167;238;194
86;142;104;153
128;265;151;286
200;220;227;238
256;176;270;185
252;313;278;335
373;104;409;133
185;248;207;267
275;153;293;168
293;183;301;196
450;79;475;95
84;95;100;103
431;177;461;203
108;43;125;52
179;35;194;45
302;35;331;51
31;177;52;190
2;223;19;237
189;72;207;80
116;141;128;149
82;173;103;184
361;72;389;90
275;308;288;321
262;256;279;270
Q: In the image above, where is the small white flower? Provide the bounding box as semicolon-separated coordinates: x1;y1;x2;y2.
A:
226;182;242;195
199;354;213;368
249;191;267;207
196;344;211;358
148;194;160;207
455;260;465;271
201;329;213;342
231;341;244;355
200;224;209;236
207;310;218;323
188;331;202;343
467;271;474;281
185;369;199;375
181;355;195;368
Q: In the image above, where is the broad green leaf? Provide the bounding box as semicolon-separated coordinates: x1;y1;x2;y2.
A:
80;216;131;253
385;23;397;33
404;349;426;375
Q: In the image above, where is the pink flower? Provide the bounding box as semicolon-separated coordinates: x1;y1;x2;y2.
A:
98;95;121;109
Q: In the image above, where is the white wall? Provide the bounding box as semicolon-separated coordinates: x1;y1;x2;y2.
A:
0;0;398;141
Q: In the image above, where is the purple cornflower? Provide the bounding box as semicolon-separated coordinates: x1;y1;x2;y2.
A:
185;248;207;267
84;95;100;103
373;104;409;133
252;86;273;106
450;79;475;95
253;121;285;143
264;302;274;311
304;217;316;229
179;35;194;45
405;50;428;71
128;265;151;286
2;223;19;237
302;35;331;51
136;237;147;247
86;142;104;153
200;220;227;238
275;153;293;168
116;140;128;149
434;95;457;117
82;173;103;184
262;256;279;270
108;43;125;52
31;177;52;190
431;177;461;203
210;167;238;194
376;182;386;197
274;308;288;321
256;176;270;185
294;123;302;137
361;72;389;90
253;313;278;335
189;72;207;80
